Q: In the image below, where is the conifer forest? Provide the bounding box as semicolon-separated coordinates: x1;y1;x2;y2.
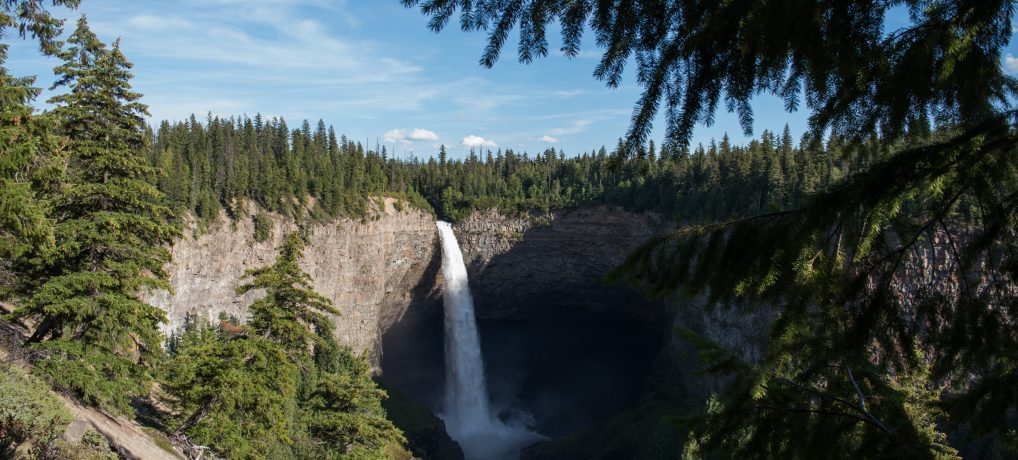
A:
0;1;1016;459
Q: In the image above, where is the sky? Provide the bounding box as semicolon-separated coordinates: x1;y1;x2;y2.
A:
5;1;1017;160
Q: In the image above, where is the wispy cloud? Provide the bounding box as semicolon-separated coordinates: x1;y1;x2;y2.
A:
548;119;592;136
5;0;679;159
127;15;194;31
461;134;497;148
553;89;584;98
87;0;425;121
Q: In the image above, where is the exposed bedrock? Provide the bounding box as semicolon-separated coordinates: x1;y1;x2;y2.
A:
143;200;438;364
453;207;670;324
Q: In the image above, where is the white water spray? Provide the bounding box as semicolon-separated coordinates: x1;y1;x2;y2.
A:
436;221;543;460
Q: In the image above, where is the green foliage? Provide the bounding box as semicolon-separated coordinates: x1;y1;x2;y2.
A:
149;115;411;223
164;233;408;459
0;1;82;56
0;364;72;458
33;340;149;416
0;59;64;298
0;0;81;298
252;212;272;242
10;17;179;415
613;120;1018;457
237;232;339;354
404;130;853;222
162;321;299;458
151;117;857;224
302;348;408;459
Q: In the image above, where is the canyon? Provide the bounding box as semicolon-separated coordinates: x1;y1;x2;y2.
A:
144;199;974;459
145;201;706;458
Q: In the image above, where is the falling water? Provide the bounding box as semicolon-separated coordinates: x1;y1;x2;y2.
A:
436;221;544;460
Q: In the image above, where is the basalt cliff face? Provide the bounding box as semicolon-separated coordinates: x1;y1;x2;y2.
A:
148;205;681;358
147;203;769;458
143;200;438;362
453;207;670;323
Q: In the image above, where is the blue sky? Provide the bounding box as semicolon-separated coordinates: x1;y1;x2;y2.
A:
5;1;1016;160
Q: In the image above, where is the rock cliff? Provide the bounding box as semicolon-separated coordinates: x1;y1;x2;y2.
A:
144;200;437;362
454;207;670;324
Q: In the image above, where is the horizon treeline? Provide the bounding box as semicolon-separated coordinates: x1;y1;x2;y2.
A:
148;114;908;225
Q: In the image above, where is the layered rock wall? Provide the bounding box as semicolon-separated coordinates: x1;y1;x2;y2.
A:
144;200;437;361
454;207;670;323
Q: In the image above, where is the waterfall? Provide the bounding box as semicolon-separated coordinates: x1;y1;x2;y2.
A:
436;220;492;433
436;221;543;460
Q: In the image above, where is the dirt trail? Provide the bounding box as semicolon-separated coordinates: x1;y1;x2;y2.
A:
59;395;183;460
0;316;184;459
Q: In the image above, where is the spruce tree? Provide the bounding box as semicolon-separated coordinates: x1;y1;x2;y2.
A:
162;316;299;459
0;54;64;297
10;17;178;414
164;232;407;459
0;1;81;297
236;231;339;355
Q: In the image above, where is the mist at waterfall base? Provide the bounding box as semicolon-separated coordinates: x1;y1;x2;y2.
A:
436;221;546;460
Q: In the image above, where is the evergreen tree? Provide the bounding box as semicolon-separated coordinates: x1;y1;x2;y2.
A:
0;0;80;296
0;55;64;297
301;346;408;459
10;17;178;415
165;232;407;459
236;232;339;356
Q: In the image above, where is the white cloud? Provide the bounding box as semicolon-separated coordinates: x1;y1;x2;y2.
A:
383;129;409;144
539;135;558;143
548;119;593;136
1005;54;1018;73
383;128;440;143
461;135;497;149
409;128;439;141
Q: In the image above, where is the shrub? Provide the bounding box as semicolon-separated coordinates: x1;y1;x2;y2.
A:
252;213;272;243
0;364;72;457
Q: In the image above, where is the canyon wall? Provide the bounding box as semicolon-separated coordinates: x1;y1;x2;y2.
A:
453;207;670;324
148;204;680;358
144;200;438;362
148;202;774;404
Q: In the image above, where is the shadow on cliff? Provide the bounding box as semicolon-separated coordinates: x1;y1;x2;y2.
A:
464;212;667;326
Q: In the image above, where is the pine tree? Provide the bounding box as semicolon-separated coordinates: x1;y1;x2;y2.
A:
0;0;81;297
11;17;178;415
236;232;339;356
